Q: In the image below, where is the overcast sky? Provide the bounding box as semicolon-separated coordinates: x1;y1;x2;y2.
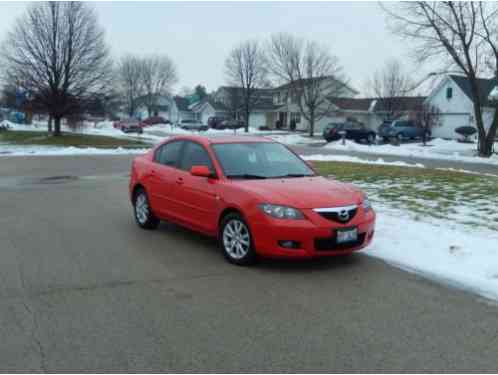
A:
0;1;427;96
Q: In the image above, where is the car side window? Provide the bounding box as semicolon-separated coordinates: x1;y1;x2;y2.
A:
155;141;184;168
180;142;214;173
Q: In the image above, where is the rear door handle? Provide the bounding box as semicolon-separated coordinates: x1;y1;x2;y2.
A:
176;177;184;185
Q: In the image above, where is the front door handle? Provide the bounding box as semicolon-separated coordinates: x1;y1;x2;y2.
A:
176;177;184;185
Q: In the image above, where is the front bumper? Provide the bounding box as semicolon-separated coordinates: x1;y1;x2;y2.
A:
250;208;376;259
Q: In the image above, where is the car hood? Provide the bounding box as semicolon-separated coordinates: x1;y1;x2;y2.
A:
231;176;364;209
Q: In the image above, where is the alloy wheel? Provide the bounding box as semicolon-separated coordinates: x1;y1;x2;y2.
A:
222;219;251;259
135;193;149;224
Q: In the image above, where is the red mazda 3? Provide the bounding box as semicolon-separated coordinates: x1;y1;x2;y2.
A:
129;135;375;265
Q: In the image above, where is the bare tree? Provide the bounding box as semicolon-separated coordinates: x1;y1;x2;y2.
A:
1;2;112;136
383;2;498;157
368;59;415;121
117;55;144;118
142;55;178;117
414;103;441;146
225;39;268;132
267;33;349;137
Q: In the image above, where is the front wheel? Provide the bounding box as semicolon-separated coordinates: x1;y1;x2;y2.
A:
219;213;256;265
133;188;160;229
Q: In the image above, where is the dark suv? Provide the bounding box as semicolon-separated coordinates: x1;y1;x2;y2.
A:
208;116;228;129
378;120;430;142
323;123;376;144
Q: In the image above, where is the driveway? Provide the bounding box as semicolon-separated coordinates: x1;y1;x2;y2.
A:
1;155;498;372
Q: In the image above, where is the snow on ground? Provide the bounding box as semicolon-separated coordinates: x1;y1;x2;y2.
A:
326;138;498;165
0;145;149;156
367;206;498;302
301;154;425;168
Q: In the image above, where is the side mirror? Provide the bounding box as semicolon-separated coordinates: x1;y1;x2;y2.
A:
190;165;213;178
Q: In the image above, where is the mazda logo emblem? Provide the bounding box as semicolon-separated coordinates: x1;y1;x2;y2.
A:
338;209;350;221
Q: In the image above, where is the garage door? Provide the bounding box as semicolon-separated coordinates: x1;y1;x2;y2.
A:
432;114;471;139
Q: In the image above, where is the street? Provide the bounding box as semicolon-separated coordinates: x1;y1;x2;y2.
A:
1;154;498;372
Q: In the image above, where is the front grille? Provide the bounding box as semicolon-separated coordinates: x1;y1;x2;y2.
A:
317;208;357;224
314;233;366;252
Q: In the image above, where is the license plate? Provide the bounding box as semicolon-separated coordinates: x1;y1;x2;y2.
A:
336;228;358;243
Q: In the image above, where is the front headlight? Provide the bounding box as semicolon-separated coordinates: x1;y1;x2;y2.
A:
362;198;372;212
259;204;304;220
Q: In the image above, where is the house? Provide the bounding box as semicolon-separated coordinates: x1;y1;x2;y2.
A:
171;96;195;123
135;94;172;120
424;75;496;139
190;98;228;125
208;86;279;128
271;76;358;133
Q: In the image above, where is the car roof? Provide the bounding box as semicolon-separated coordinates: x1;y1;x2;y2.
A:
165;134;275;145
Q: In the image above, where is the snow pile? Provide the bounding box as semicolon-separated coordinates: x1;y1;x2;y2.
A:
325;138;498;165
267;133;323;145
367;208;498;302
302;154;425;168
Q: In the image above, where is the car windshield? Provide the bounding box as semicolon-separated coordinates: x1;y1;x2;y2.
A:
212;142;315;179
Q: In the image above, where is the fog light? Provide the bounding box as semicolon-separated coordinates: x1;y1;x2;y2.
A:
278;240;301;249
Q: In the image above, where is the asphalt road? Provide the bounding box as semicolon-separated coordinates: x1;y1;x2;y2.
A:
1;155;498;372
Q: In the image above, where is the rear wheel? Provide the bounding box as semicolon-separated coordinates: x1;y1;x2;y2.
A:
367;133;375;144
219;213;256;265
133;188;160;229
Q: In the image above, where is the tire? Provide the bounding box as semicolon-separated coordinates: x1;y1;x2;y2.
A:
219;213;256;265
133;188;160;230
367;133;375;144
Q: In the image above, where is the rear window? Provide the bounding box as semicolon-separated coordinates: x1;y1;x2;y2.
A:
155;141;184;168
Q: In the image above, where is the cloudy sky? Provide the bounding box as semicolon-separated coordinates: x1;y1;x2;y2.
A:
0;1;426;95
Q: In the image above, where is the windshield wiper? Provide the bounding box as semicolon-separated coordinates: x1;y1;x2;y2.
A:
272;173;313;178
226;174;268;180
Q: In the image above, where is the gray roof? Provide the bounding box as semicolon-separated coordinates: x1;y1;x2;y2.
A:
449;75;497;106
173;96;191;111
327;96;426;112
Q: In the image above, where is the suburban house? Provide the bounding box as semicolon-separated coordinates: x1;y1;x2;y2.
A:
209;86;279;129
171;96;196;123
133;94;195;124
424;75;497;139
135;94;171;119
190;98;228;125
270;77;359;133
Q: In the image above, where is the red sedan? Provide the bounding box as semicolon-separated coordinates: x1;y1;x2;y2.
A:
129;135;375;265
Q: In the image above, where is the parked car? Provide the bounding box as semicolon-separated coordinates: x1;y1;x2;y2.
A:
143;116;170;126
221;119;245;130
378;120;430;142
323;122;376;144
113;119;144;134
179;119;208;131
129;135;376;265
208;116;228;129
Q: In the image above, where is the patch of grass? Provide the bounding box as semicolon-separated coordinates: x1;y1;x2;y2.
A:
0;131;148;148
314;160;498;230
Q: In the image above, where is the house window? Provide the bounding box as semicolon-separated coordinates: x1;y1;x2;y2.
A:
446;87;453;100
290;112;301;124
274;92;281;105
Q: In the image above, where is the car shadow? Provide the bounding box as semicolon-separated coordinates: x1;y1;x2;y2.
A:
156;221;365;271
256;253;364;273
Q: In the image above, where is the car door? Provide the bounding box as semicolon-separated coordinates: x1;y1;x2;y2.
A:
148;140;185;219
175;141;220;233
